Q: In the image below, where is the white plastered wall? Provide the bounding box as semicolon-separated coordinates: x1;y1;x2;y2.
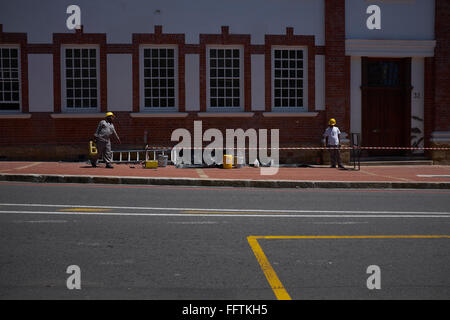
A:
28;54;54;112
350;56;362;136
107;54;133;111
185;54;200;111
411;57;425;151
315;55;325;111
251;54;265;111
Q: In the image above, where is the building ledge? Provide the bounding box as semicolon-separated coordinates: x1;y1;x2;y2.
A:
0;113;32;119
197;112;254;118
262;112;318;117
346;39;436;57
130;112;188;118
50;113;106;119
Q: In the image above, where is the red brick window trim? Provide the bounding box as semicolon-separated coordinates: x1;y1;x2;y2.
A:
132;26;185;113
53;27;107;113
0;26;28;113
265;29;315;112
200;26;251;113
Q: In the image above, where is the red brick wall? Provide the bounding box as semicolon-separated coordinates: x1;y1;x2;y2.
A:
7;0;447;161
324;0;348;133
433;0;450;132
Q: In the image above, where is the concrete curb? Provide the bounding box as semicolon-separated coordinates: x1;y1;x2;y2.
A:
1;173;450;189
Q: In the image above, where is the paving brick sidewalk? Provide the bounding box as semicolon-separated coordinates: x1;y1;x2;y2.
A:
0;161;450;186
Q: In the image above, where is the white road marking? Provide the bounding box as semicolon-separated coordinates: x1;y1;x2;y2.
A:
417;175;450;178
12;220;68;224
310;221;369;225
0;210;449;219
2;162;42;172
195;168;209;178
0;203;449;215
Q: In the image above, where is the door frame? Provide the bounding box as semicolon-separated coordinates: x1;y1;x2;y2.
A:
361;57;412;155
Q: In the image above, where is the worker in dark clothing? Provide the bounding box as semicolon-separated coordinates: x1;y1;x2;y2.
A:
91;112;121;168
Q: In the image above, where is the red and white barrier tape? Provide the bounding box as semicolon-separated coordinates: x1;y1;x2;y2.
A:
144;146;450;150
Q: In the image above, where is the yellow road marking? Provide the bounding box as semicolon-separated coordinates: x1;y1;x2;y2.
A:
59;208;112;212
247;235;450;300
252;235;450;240
247;236;292;300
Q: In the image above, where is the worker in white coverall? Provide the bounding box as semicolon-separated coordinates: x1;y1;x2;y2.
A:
91;112;121;168
323;118;344;169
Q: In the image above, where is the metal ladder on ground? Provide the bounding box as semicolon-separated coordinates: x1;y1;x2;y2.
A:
111;147;172;164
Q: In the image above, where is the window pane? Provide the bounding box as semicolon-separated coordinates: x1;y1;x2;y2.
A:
272;48;305;108
142;47;177;109
208;48;242;108
0;48;21;109
63;48;98;109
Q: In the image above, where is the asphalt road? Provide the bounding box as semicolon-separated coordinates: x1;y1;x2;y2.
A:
0;181;449;300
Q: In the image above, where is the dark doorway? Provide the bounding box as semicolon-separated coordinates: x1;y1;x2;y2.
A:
361;57;412;156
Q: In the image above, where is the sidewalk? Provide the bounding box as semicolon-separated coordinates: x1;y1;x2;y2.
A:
0;161;450;189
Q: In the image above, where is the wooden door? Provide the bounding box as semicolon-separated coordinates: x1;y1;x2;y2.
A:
361;58;411;156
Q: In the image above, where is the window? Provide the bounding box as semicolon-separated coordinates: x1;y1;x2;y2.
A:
0;47;20;111
207;47;243;110
367;61;400;87
141;46;177;110
62;47;99;111
272;47;307;110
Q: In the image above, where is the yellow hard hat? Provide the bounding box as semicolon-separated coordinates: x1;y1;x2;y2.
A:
329;118;336;125
105;112;115;118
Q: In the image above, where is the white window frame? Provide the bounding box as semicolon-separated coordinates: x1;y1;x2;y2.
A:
271;46;308;112
61;44;101;113
139;44;178;112
206;45;244;112
0;44;21;113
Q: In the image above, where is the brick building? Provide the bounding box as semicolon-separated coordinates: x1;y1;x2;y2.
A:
0;0;448;163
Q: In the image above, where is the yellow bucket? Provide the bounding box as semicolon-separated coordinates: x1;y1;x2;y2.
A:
89;140;97;156
144;160;158;169
223;154;233;169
